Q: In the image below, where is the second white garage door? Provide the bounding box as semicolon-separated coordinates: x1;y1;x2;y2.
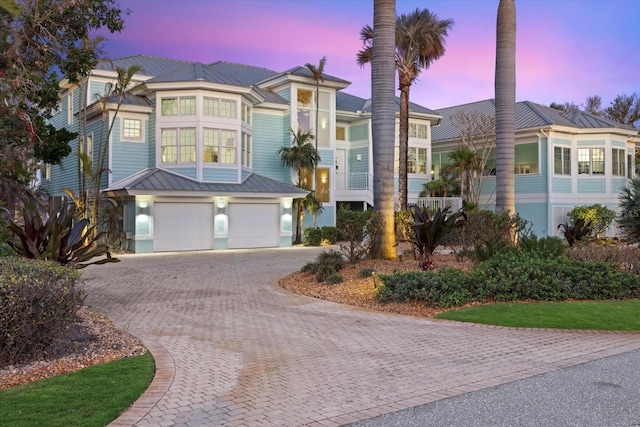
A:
153;202;214;252
228;203;279;249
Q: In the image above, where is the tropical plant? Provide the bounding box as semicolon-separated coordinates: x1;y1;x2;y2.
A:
557;218;592;247
337;207;381;264
494;0;516;237
412;206;467;270
303;190;324;227
305;55;327;190
617;176;640;242
277;128;320;244
358;7;453;210
358;0;397;260
3;199;119;268
567;204;616;239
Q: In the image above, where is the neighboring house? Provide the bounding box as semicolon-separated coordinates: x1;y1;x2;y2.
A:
42;55;639;252
42;54;440;252
432;99;640;237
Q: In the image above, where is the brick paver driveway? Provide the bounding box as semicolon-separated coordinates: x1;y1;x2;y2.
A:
82;248;640;426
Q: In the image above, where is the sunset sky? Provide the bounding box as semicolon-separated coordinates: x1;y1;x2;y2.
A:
100;0;640;110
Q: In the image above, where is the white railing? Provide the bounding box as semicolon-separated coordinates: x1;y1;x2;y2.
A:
335;172;372;191
412;197;463;211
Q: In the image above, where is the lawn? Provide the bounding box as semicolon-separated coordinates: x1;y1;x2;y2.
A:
0;352;154;427
436;299;640;331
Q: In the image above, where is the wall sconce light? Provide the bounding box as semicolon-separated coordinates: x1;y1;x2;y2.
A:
430;169;435;181
139;206;148;215
321;119;327;129
321;174;327;184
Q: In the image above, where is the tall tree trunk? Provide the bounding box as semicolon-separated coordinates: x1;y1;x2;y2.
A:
371;0;397;260
494;0;516;216
398;80;410;210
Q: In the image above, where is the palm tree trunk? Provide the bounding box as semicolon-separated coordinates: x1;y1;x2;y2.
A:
494;0;516;216
371;0;397;260
398;82;410;210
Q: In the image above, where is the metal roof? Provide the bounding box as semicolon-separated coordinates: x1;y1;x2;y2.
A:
337;91;368;112
95;55;192;76
277;66;351;86
105;168;307;197
432;99;638;142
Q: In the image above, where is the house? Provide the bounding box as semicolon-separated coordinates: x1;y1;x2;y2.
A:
43;54;440;252
431;99;640;237
42;55;639;252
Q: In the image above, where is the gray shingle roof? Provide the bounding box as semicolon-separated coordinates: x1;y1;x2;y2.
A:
432;99;638;142
105;168;307;197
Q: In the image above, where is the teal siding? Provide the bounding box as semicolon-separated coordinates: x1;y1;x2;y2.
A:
277;88;291;103
318;148;333;167
551;137;571;146
612;140;626;148
613;178;627;193
349;148;369;173
252;113;289;182
89;80;110;99
480;177;496;195
577;140;605;146
202;168;239;182
408;177;429;193
242;169;251;179
552;177;572;193
349;123;368;141
303;206;336;228
577;178;606;193
148;99;157;167
164;167;197;179
111;117;150;182
515;202;548;237
515;141;545;193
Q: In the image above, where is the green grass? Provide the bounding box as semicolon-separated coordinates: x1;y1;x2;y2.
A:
0;352;155;427
435;299;640;331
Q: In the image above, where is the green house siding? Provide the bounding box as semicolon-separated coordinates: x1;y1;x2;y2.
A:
552;177;572;193
349;123;368;142
252;113;288;182
577;178;606;193
111;118;150;182
202;168;239;182
349;148;369;173
515;202;548;237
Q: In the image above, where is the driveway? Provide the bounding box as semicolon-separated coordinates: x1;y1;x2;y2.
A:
82;248;640;426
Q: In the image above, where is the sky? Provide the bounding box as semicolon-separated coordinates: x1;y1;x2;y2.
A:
98;0;640;110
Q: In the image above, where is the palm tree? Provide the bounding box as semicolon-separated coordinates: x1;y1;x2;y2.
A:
277;128;320;244
358;8;453;210
364;0;398;260
304;56;327;193
494;0;516;220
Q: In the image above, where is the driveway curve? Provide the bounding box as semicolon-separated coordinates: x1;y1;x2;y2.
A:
81;248;640;426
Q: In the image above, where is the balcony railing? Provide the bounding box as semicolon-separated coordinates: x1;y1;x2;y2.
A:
411;197;463;211
335;172;372;191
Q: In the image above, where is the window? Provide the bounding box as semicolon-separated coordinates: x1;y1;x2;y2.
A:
161;97;196;116
316;168;330;202
123;118;142;140
514;142;539;174
241;132;251;167
409;123;428;139
336;126;346;141
161;128;196;163
578;147;604;175
297;89;312;133
79;134;93;173
67;92;74;125
554;147;571;175
44;163;51;181
204;97;237;118
241;103;251;124
612;148;625;176
408;147;428;174
203;128;236;165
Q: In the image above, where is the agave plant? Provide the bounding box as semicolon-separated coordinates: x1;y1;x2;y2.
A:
3;200;119;269
412;206;467;270
557;218;592;247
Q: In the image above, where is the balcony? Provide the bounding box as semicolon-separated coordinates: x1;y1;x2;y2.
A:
411;196;463;211
335;172;373;205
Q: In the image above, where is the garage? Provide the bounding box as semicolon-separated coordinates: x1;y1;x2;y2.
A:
153;202;214;252
228;203;280;249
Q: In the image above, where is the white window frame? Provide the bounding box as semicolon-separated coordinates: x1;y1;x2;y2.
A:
161;96;196;116
121;116;145;143
578;147;605;175
554;146;571;176
160;127;196;164
204;97;237;119
67;91;74;125
612;148;625;177
241;103;252;124
203;128;237;165
241;132;252;168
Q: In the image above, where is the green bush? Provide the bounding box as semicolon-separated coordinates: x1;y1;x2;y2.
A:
325;273;344;285
566;244;640;275
568;204;616;239
321;226;338;244
357;268;375;278
618;177;640;243
303;227;322;246
300;249;345;282
336;208;380;264
518;233;565;257
0;257;85;366
376;250;640;308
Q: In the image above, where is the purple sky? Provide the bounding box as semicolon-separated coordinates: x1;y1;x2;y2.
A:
100;0;640;110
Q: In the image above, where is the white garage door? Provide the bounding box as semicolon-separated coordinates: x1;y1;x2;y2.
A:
228;203;279;249
153;203;214;252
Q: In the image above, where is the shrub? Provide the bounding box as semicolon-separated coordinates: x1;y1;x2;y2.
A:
320;226;338;244
336;207;380;264
566;244;640;275
568;204;616;239
518;233;565;257
618;177;640;243
301;249;345;282
557;218;592;246
357;268;375;278
325;273;343;285
303;227;322;246
0;257;85;366
376;268;470;307
411;206;467;270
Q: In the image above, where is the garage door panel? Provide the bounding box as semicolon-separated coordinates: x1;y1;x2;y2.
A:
154;203;213;252
228;203;279;249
